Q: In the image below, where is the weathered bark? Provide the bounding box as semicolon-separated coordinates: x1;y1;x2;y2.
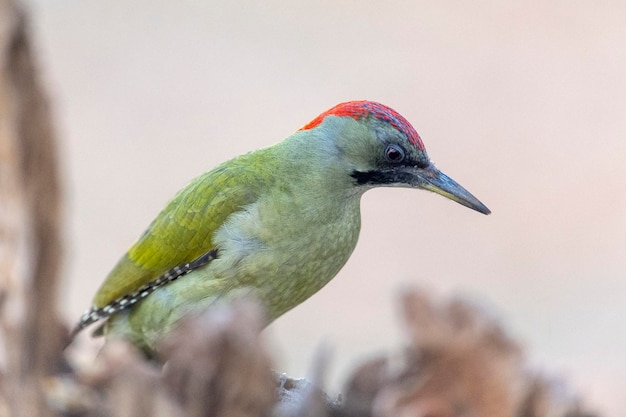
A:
0;1;66;416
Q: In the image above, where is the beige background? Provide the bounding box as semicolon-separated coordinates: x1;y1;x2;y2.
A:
29;1;625;415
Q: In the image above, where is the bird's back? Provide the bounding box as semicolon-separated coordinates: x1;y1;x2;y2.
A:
91;136;365;351
92;149;278;309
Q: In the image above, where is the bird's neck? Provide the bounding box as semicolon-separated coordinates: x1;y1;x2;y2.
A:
274;127;366;202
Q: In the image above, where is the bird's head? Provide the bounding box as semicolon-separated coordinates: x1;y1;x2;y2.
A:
299;100;490;215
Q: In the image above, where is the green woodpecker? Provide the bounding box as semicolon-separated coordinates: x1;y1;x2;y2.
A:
72;100;490;353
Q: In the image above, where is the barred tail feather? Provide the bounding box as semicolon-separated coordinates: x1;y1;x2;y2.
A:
69;249;218;339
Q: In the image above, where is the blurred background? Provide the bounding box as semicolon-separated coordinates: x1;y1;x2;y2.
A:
28;0;625;415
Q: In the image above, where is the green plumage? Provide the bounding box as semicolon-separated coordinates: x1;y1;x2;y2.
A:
95;124;365;351
93;151;274;308
78;101;490;353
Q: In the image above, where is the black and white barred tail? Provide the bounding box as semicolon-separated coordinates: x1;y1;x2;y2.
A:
70;249;218;339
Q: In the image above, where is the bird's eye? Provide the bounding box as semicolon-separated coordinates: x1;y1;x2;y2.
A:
384;144;405;163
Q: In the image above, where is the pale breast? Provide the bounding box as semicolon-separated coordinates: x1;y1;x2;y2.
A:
211;196;363;319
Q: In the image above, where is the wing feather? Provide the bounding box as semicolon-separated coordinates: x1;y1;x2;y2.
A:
92;157;269;308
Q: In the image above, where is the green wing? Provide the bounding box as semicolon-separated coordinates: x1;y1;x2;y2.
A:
93;156;270;308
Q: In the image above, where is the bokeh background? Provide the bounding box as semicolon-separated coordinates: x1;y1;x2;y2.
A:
28;1;625;415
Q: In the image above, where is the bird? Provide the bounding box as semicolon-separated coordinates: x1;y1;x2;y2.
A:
72;100;490;354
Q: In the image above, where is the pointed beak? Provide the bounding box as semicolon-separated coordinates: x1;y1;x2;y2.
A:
413;164;491;215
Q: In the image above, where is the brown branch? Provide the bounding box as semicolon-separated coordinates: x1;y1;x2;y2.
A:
0;1;66;416
5;0;66;378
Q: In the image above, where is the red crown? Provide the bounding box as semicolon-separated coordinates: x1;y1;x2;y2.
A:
300;100;424;150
